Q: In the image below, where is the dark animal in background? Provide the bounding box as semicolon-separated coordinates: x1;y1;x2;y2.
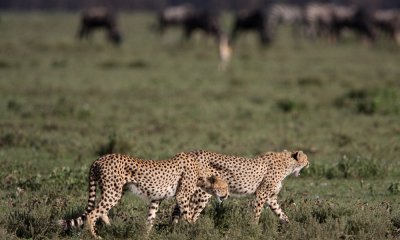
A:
182;9;223;41
231;9;271;46
373;9;400;45
267;3;305;40
331;6;375;43
78;7;122;45
157;4;195;35
304;3;375;43
180;9;232;70
157;5;232;69
158;5;223;42
304;3;335;40
178;9;232;70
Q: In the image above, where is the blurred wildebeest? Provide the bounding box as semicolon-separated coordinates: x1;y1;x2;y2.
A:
78;7;122;45
372;9;400;44
157;4;195;35
331;6;375;43
182;10;223;41
304;3;375;43
182;10;232;70
267;3;305;39
158;4;232;69
158;4;223;42
304;3;335;39
230;9;271;46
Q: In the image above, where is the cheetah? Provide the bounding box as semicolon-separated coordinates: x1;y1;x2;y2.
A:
172;150;309;224
59;152;229;239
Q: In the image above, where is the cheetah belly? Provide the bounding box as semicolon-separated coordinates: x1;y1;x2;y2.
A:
220;171;263;197
161;182;179;199
226;174;264;195
229;185;258;196
212;159;265;195
126;181;179;201
127;183;148;201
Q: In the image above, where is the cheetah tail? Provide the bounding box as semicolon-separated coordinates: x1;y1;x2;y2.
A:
59;162;99;230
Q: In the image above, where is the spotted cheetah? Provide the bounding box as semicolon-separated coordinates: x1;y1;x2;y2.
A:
172;150;309;224
59;152;229;239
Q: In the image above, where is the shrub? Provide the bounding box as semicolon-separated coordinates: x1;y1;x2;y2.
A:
7;210;59;239
52;97;75;117
0;59;12;68
297;77;323;86
99;59;122;69
276;99;306;113
335;88;399;115
127;59;149;69
7;99;22;112
51;58;67;68
388;182;400;195
95;133;132;156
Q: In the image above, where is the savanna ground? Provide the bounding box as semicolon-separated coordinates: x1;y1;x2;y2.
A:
0;12;400;239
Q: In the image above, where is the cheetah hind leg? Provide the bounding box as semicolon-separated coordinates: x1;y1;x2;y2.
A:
100;214;110;225
170;203;181;225
86;187;123;239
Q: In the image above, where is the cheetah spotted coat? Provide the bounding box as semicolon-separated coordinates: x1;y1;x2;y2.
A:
60;152;229;238
172;150;309;223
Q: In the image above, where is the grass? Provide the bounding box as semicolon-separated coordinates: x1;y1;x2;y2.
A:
0;11;400;239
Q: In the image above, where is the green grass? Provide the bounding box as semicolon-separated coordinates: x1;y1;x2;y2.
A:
0;12;400;239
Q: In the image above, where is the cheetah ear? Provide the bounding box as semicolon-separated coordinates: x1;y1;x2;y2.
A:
292;151;303;161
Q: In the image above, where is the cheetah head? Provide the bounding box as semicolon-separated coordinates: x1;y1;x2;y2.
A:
291;151;309;177
197;175;229;203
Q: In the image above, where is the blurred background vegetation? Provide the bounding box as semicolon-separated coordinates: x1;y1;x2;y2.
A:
0;0;399;11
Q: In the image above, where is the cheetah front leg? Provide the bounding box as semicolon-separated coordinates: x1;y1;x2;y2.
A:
171;188;212;224
254;182;288;224
189;188;212;223
266;193;289;224
174;191;193;223
146;200;160;233
253;191;269;223
174;174;198;223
